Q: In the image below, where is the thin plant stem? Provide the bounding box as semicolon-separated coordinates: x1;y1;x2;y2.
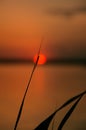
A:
14;38;44;130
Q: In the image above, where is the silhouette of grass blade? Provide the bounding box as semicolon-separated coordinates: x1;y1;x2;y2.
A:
57;90;86;111
14;57;39;130
14;98;24;130
14;39;43;130
34;90;86;130
34;112;57;130
58;95;82;130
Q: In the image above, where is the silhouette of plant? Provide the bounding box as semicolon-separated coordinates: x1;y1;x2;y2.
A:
14;41;86;130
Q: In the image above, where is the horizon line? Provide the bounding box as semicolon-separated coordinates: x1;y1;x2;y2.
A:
0;58;86;65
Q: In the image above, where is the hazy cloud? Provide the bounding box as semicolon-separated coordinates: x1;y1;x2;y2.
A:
46;6;86;17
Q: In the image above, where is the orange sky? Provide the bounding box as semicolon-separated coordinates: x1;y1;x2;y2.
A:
0;0;86;59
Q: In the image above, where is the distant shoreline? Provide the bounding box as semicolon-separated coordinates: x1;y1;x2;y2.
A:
0;58;86;65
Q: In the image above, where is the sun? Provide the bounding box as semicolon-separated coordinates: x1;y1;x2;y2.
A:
33;54;47;65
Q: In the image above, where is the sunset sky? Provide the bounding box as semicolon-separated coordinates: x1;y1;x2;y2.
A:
0;1;86;130
0;0;86;60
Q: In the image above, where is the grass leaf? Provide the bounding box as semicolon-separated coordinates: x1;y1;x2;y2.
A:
14;39;43;130
34;112;57;130
58;95;82;130
34;90;86;130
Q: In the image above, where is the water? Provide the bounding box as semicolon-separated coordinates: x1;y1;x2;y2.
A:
0;64;86;130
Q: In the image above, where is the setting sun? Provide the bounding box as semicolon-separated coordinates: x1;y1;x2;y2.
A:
33;54;47;65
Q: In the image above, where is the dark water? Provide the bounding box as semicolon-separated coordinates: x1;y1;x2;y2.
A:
0;64;86;130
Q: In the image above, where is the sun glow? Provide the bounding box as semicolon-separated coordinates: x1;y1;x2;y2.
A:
33;54;47;65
